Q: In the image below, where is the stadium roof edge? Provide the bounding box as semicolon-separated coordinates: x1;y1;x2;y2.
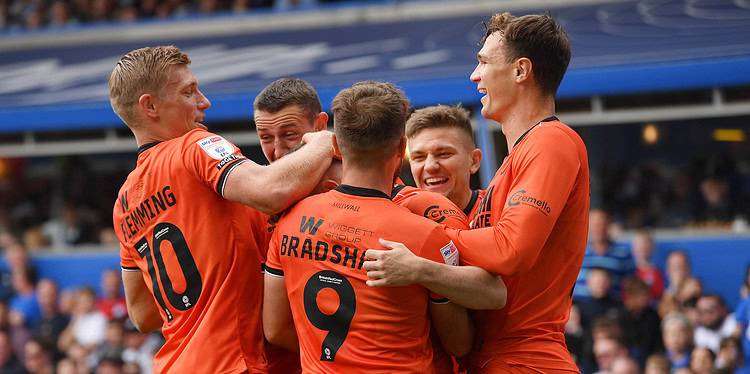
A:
0;0;628;52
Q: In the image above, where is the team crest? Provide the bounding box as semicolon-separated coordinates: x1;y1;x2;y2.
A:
197;136;235;160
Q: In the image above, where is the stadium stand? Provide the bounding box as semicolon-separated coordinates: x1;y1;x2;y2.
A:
0;0;749;372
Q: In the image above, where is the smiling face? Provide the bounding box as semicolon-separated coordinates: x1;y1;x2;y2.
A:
470;32;518;122
408;127;480;206
255;105;328;163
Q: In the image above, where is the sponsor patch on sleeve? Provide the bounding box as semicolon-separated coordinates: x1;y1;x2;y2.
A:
439;241;459;266
196;135;236;160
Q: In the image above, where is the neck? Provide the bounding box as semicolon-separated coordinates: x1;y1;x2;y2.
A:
340;160;396;196
132;121;192;147
496;94;555;152
450;187;473;213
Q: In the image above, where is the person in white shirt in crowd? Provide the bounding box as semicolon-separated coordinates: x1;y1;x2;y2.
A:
693;294;738;353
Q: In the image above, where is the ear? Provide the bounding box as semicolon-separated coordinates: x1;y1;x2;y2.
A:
397;136;407;160
331;134;342;160
313;112;329;131
137;93;159;121
515;57;533;84
319;179;339;193
469;148;482;174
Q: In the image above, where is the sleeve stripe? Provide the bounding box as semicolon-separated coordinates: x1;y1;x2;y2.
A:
264;265;284;277
217;159;248;198
430;297;450;304
121;266;140;272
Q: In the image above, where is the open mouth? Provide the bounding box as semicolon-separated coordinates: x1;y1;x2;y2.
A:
424;177;449;187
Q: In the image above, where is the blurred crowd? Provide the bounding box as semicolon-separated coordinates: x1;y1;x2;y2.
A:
0;245;161;373
0;0;364;31
596;154;749;230
568;209;750;374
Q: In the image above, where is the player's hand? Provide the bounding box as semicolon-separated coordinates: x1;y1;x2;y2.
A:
364;238;424;287
301;130;336;158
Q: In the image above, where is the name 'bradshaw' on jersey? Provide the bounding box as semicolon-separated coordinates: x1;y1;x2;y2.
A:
265;185;460;374
113;128;267;374
448;117;590;373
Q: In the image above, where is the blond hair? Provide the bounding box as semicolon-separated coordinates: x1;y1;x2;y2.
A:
108;45;190;126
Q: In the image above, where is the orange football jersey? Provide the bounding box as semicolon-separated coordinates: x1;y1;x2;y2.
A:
249;210;303;374
113;129;267;373
265;185;459;374
392;184;468;374
449;117;589;373
464;189;486;223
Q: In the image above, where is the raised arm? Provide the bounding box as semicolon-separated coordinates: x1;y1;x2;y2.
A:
223;131;334;214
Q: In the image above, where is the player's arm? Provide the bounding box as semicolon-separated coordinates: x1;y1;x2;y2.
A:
447;133;581;275
365;239;506;310
366;132;580;282
263;273;299;352
223;131;334;214
389;192;506;309
430;301;473;357
122;270;162;333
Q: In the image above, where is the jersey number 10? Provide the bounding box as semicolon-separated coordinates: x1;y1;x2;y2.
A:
136;222;203;321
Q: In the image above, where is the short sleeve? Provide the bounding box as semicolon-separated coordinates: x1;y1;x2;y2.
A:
264;227;284;277
418;225;460;303
396;190;469;230
736;299;749;325
120;243;139;272
181;130;249;198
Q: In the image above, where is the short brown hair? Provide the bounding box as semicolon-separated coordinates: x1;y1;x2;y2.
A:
108;45;190;126
483;12;571;96
331;81;409;164
405;105;474;145
254;78;322;122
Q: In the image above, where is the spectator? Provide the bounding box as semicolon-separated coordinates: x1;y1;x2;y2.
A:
23;339;53;374
690;347;715;374
565;304;585;367
9;265;41;328
97;270;127;320
631;230;665;302
698;177;734;224
694;294;738;353
33;279;69;358
94;320;125;365
662;313;693;370
593;337;629;373
577;268;624;328
575;210;635;300
48;1;72;28
96;352;124;374
621;277;663;364
610;356;640;374
58;287;107;350
644;353;670;374
716;337;740;372
41;203;96;249
55;358;77;374
122;320;160;374
0;330;24;373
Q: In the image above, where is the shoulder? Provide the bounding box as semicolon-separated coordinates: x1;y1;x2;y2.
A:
392;187;464;223
521;120;582;156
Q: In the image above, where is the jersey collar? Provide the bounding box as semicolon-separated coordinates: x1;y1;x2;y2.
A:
336;184;391;199
463;189;480;216
513;115;558;148
137;141;161;155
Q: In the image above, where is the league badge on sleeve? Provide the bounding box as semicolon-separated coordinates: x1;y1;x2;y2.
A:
197;135;235;160
439;241;459;266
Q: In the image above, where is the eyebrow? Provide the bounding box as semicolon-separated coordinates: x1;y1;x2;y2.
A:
256;123;304;130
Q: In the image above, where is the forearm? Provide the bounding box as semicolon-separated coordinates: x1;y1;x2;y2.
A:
418;259;506;310
431;303;474;357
